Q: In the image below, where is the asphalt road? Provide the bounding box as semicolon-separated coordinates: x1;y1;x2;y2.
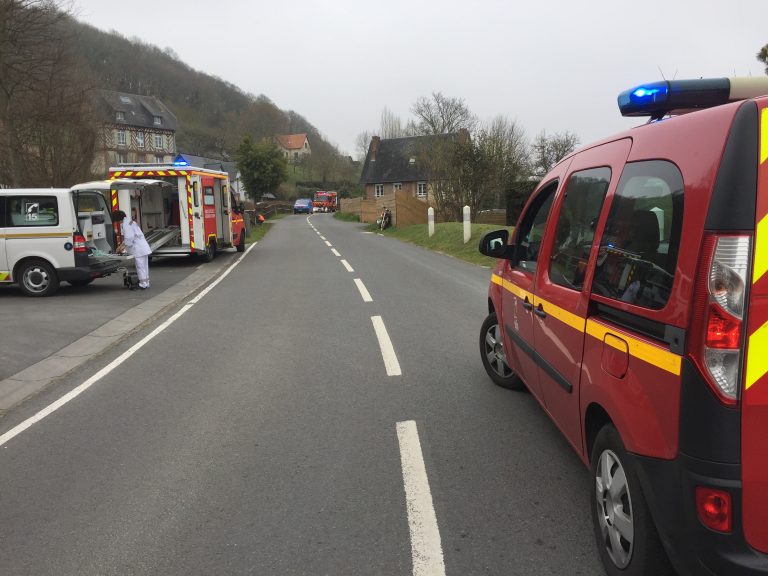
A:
0;214;604;575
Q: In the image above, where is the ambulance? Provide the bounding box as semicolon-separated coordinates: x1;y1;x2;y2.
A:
479;77;768;576
106;157;246;261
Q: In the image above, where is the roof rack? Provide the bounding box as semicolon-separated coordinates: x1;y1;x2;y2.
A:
618;77;768;120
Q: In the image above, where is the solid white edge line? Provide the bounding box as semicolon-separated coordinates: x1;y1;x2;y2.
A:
371;315;401;376
0;243;257;448
331;249;341;257
354;278;373;303
396;420;446;576
341;259;354;273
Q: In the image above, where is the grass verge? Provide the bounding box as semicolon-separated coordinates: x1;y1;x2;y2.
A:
247;213;287;244
374;222;512;267
334;212;360;223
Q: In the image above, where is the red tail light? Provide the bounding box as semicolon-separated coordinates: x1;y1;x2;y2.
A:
73;233;87;253
696;487;732;533
691;234;751;405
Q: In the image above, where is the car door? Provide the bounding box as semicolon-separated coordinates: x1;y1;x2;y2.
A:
531;139;631;453
500;161;571;403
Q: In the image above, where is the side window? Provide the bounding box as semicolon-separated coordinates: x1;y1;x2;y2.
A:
193;182;200;208
592;161;684;310
549;168;611;290
204;186;215;206
7;196;59;227
0;197;5;227
513;181;557;273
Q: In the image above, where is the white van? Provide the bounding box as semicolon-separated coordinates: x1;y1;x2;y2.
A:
0;188;122;296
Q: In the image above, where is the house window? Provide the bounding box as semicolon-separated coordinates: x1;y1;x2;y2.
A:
304;141;308;149
136;132;145;148
116;130;126;147
120;95;132;104
153;115;162;126
393;183;402;192
417;182;427;198
375;184;384;198
116;152;127;164
154;133;163;149
155;154;164;163
116;111;125;121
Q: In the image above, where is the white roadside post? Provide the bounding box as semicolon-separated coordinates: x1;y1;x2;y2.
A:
463;205;471;244
428;207;435;237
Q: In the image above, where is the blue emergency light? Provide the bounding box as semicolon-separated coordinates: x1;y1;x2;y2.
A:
618;78;732;119
172;154;189;167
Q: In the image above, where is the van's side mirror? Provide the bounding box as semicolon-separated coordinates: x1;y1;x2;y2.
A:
479;229;514;259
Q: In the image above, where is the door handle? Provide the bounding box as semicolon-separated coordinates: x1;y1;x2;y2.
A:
534;304;547;318
522;297;533;311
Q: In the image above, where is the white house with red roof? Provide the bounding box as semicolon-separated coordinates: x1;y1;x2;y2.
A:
274;133;311;162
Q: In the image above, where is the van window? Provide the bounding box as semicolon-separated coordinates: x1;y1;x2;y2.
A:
513;181;557;273
592;161;684;310
204;186;215;206
549;168;611;290
0;197;5;227
7;196;59;227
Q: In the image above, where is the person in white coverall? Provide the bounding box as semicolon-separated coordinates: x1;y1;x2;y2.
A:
112;210;152;289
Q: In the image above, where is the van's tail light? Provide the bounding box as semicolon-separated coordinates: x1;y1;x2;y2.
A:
696;486;732;533
73;233;87;253
694;234;751;405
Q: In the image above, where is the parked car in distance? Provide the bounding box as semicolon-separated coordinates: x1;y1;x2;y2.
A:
0;188;121;296
478;77;768;576
293;198;313;214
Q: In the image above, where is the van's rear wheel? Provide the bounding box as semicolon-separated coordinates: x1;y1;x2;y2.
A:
591;425;673;576
479;312;524;390
18;259;59;297
203;241;216;262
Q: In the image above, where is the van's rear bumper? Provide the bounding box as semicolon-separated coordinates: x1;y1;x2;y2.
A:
630;452;768;576
58;258;121;282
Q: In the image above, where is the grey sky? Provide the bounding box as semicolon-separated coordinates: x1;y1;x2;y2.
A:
72;0;766;157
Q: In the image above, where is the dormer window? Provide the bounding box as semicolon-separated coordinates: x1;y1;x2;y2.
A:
119;95;132;104
116;111;125;121
153;116;162;126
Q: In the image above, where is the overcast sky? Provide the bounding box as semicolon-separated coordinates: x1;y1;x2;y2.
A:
71;0;766;157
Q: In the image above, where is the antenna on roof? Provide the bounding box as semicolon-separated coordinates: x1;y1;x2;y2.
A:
657;66;666;81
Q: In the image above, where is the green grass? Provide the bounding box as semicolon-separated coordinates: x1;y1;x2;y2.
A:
334;212;360;223
246;213;287;243
374;222;513;267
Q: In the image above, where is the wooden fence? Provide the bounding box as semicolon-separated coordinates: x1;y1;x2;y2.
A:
340;191;428;227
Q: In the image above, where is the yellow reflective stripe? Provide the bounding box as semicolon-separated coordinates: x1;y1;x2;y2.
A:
761;108;768;165
746;320;768;389
0;272;10;281
491;273;533;301
1;232;70;239
491;273;503;287
535;296;586;333
586;319;682;376
755;215;768;284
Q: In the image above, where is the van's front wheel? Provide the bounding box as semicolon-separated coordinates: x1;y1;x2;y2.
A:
591;425;673;576
479;312;524;390
18;259;59;297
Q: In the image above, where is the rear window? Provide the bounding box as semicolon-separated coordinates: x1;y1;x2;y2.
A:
592;161;684;310
6;196;60;227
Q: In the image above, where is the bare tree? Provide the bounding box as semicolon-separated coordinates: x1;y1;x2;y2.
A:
411;91;478;136
355;130;372;161
0;0;95;186
380;106;407;139
531;130;580;177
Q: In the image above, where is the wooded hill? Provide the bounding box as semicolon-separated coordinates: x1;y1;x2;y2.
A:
68;18;360;195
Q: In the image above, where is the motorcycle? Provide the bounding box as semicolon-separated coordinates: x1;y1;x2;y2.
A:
378;207;392;231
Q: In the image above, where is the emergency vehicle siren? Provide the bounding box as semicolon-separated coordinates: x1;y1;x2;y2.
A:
618;77;768;119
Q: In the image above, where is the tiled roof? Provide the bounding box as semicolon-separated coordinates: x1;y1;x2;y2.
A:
360;133;460;184
274;133;308;150
96;90;177;131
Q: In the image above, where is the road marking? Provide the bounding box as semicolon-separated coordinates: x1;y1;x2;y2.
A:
331;248;341;257
396;420;446;576
320;236;326;240
341;259;354;272
325;240;333;247
371;315;401;376
0;244;258;448
354;278;373;302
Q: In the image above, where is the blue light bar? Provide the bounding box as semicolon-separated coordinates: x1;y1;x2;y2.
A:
618;78;730;118
172;154;189;167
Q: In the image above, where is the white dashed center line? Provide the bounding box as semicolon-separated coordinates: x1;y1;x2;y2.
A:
354;278;373;302
331;248;341;257
341;259;354;272
371;315;401;376
397;420;446;576
324;241;332;247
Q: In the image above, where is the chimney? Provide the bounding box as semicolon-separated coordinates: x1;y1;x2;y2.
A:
368;136;381;161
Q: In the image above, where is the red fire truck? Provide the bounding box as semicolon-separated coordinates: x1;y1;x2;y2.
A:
312;191;338;213
107;158;246;261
